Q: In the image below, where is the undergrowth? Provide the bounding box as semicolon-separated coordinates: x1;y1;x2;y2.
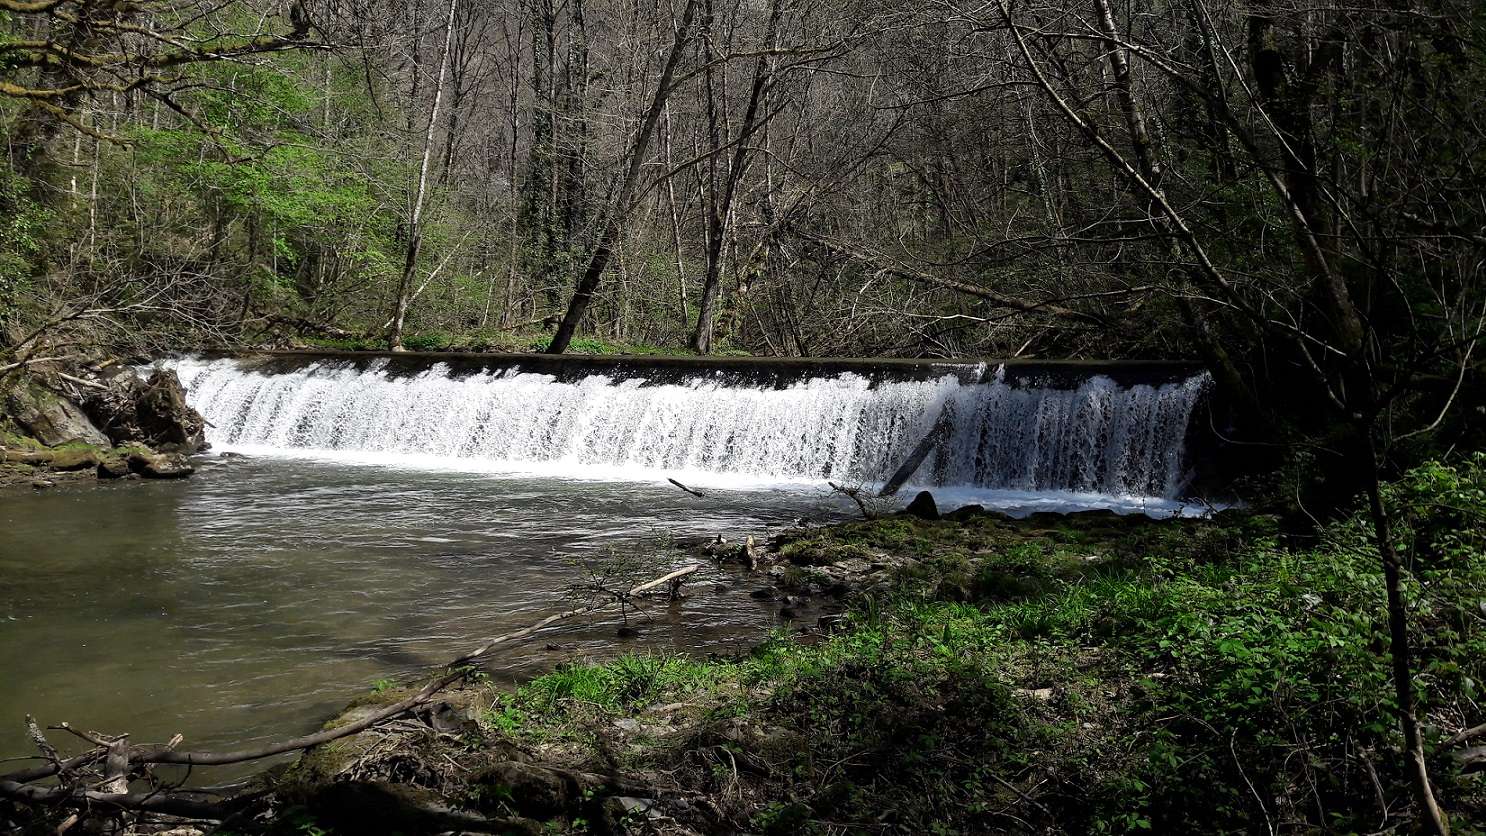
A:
468;455;1486;833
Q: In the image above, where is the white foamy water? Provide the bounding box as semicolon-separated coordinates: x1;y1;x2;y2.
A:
164;356;1210;511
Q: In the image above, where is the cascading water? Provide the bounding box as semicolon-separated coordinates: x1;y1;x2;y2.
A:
165;356;1209;501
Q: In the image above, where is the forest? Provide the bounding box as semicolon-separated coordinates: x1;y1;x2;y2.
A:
2;0;1485;833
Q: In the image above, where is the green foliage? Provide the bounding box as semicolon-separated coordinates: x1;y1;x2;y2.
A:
516;653;719;715
464;460;1486;833
525;335;617;355
400;331;454;352
521;334;702;356
302;335;386;352
0;165;48;332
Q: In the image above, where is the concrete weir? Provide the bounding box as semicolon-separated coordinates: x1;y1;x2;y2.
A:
193;348;1205;389
165;350;1215;503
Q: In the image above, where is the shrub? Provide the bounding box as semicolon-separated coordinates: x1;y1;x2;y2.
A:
401;331;453;352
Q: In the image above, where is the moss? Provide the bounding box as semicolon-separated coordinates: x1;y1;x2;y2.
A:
0;429;46;451
276;736;367;788
777;539;876;566
47;447;100;471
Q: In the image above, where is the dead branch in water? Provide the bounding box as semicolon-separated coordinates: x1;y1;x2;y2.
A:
828;481;875;520
668;477;707;498
0;564;700;821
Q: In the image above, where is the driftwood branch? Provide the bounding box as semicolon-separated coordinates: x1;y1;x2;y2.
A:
1446;721;1486;748
53;371;108;391
828;481;874;520
668;477;707;498
23;716;59;771
0;564;701;818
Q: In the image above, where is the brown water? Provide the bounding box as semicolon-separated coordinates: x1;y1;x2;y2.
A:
0;456;845;767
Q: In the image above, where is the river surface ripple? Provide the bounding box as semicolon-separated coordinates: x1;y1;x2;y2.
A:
0;458;841;762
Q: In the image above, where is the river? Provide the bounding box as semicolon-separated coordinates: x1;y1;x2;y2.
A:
0;460;840;761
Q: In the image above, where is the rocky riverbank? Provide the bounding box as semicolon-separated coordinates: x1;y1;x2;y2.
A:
0;360;206;490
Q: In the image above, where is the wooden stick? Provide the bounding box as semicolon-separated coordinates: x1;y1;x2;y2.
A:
828;482;873;520
1446;721;1486;747
23;716;59;771
667;477;707;498
53;371;108;391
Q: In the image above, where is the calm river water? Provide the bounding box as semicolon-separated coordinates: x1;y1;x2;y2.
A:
0;457;848;763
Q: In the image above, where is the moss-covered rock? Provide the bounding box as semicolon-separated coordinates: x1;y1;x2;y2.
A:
125;447;194;479
3;381;110;447
95;453;130;479
46;447;101;471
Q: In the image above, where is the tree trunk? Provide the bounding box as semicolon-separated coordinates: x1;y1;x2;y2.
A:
662;102;690;325
388;0;460;351
690;0;783;353
1364;432;1452;836
546;0;701;354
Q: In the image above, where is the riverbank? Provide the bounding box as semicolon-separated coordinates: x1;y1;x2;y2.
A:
12;457;1468;835
0;361;206;490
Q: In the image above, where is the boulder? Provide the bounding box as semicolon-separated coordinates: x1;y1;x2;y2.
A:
96;456;131;479
4;383;110;448
126;449;195;479
82;367;205;453
47;448;100;472
905;490;940;520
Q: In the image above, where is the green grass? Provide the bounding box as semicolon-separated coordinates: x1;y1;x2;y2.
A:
462;456;1486;833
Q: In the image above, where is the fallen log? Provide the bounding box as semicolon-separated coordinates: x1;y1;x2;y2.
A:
878;416;950;497
1446;720;1486;747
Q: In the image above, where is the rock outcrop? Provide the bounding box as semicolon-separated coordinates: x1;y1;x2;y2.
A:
1;360;207;488
905;490;940;520
82;367;206;453
125;447;195;479
4;382;111;447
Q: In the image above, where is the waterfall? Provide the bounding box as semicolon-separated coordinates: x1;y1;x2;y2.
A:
166;356;1209;499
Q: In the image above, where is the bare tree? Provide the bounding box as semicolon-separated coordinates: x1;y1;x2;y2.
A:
388;0;460;351
546;0;702;355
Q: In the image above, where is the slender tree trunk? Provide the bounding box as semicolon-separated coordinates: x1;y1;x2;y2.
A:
1093;0;1161;186
441;92;464;185
496;12;525;327
1364;432;1452;835
388;0;460;351
690;0;782;354
546;0;701;354
662;102;689;326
